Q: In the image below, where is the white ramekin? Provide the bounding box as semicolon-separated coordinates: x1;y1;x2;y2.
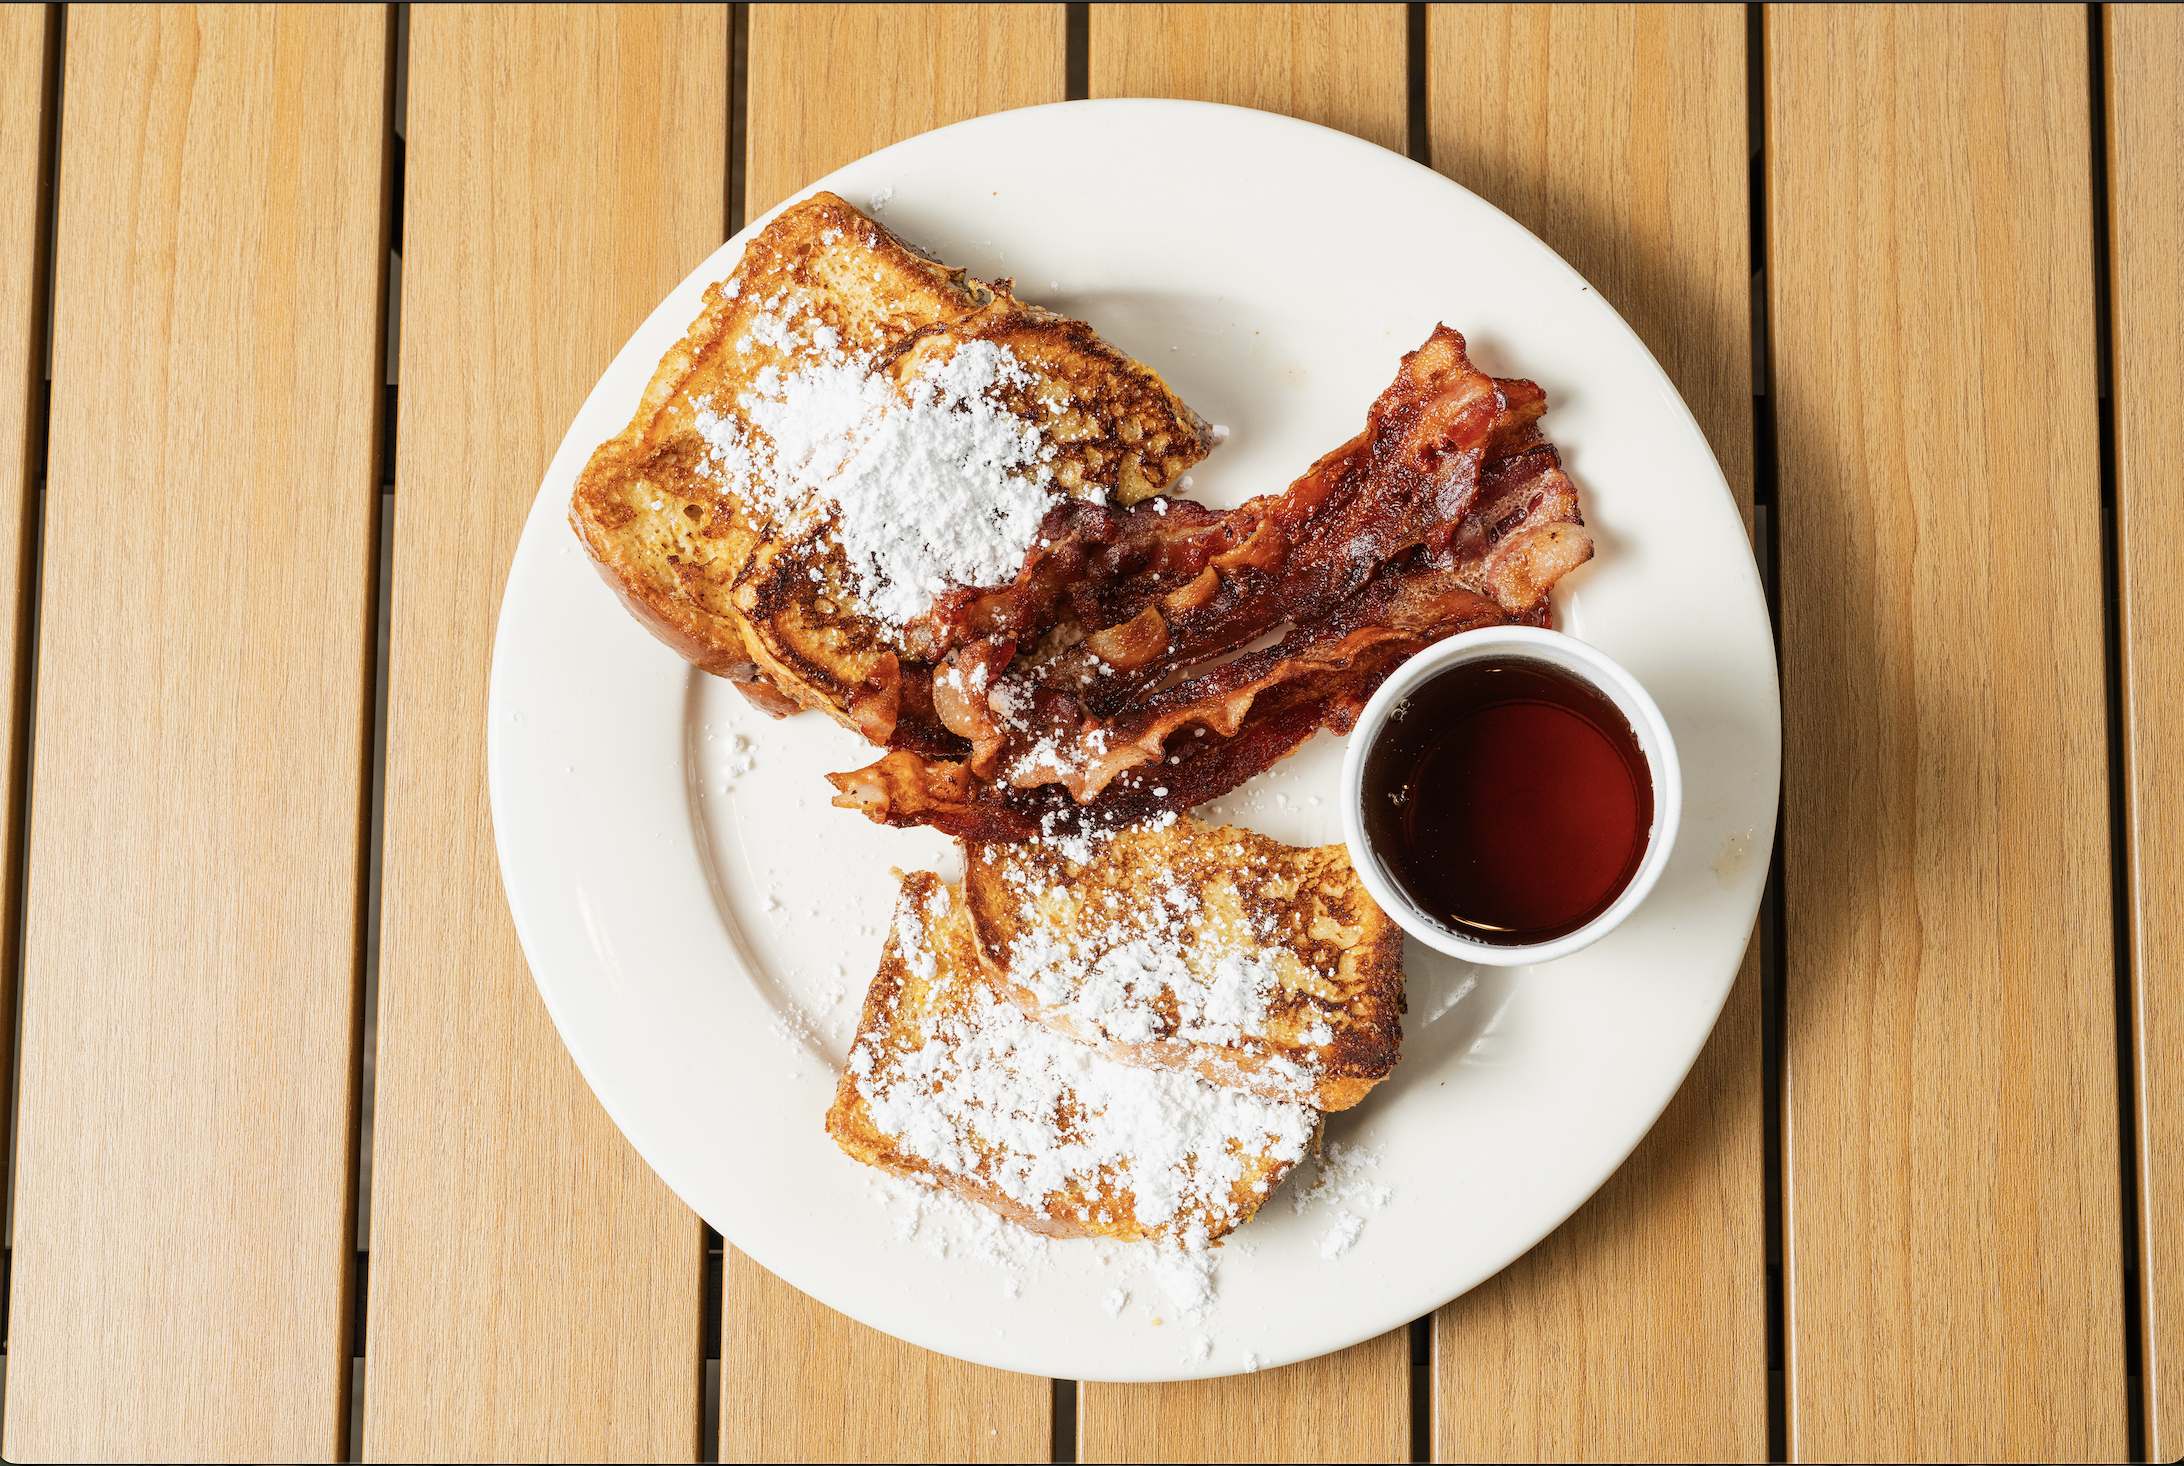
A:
1340;625;1681;966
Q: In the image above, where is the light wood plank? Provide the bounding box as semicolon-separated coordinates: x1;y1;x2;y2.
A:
723;9;1063;1457
1769;6;2125;1459
744;3;1066;218
0;0;52;1262
1089;3;1407;154
721;1250;1051;1463
2109;4;2184;1459
364;6;724;1459
1078;1328;1410;1464
1424;7;1764;1459
4;6;386;1458
1076;8;1411;1457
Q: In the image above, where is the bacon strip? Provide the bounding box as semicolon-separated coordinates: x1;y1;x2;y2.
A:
827;326;1594;839
829;555;1511;838
1023;327;1502;720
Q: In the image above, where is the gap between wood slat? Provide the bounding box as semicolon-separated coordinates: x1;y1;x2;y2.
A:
709;21;740;1466
1057;13;1085;1453
0;14;61;1437
341;12;407;1460
1;0;60;1281
2102;3;2184;1458
1065;1;1088;104
2084;10;2147;1463
1746;8;1789;1460
728;3;747;237
1404;2;1425;165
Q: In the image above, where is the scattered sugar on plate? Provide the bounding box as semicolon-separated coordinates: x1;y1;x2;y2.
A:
1316;1211;1366;1259
1288;1138;1394;1260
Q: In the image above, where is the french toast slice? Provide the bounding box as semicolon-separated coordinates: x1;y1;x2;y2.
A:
827;872;1316;1245
568;191;1213;736
962;816;1405;1110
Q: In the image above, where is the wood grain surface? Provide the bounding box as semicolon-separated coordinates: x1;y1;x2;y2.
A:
364;7;723;1459
1077;1328;1410;1465
721;1251;1052;1463
4;6;386;1459
744;3;1065;219
1423;7;1765;1459
722;9;1063;1457
1072;7;1412;1458
2108;4;2184;1460
1090;3;1407;154
0;0;51;1273
1768;6;2125;1459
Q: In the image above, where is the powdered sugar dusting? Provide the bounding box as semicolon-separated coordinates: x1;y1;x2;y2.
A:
973;821;1338;1099
1006;860;1290;1054
851;881;1316;1245
825;342;1055;624
690;292;1060;630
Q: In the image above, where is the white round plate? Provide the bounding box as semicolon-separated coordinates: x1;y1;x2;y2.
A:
489;100;1778;1382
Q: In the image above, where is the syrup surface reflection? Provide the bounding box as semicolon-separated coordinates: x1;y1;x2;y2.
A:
1361;657;1653;946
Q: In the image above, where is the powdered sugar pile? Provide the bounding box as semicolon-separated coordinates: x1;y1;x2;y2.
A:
823;342;1055;624
850;882;1316;1245
690;290;1059;629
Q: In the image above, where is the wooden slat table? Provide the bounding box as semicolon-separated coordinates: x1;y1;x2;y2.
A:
366;7;721;1459
10;6;385;1457
0;4;2169;1462
1770;7;2125;1458
2110;8;2184;1463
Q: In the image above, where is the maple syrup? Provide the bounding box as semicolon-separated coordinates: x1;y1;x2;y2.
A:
1361;657;1653;946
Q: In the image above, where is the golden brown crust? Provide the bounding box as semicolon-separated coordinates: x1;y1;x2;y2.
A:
961;817;1404;1110
578;545;758;678
569;192;1213;743
569;193;987;724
